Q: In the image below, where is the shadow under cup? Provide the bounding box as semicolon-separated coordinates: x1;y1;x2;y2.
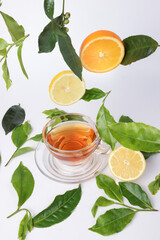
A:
42;113;101;166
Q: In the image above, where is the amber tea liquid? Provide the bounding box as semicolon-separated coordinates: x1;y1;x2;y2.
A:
47;122;96;152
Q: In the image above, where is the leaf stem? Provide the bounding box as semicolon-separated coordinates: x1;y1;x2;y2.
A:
102;90;111;105
7;34;29;53
62;0;65;15
115;202;158;212
7;208;32;219
5;147;19;167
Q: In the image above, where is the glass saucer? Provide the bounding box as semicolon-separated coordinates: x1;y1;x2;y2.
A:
35;141;110;184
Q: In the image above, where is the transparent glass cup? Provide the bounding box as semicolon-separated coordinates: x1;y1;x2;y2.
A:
35;113;111;183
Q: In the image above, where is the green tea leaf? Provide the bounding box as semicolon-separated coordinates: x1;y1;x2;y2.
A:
17;44;28;79
44;0;54;20
2;105;25;134
141;151;158;160
108;122;160;152
0;48;7;56
121;35;158;65
96;104;116;150
0;11;25;42
119;115;133;123
58;32;82;80
119;182;153;209
91;197;114;217
2;59;12;89
42;108;66;118
82;88;106;102
38;21;57;53
33;185;81;228
96;174;123;203
89;208;135;236
27;216;33;232
12;147;34;159
11;162;35;208
18;213;29;240
29;133;42;142
23;121;32;136
0;38;8;50
11;124;28;148
148;174;160;195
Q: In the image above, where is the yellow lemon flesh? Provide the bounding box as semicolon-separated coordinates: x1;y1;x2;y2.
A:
108;146;146;181
49;71;85;106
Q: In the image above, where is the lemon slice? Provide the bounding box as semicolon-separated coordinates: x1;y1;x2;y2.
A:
49;71;85;106
108;146;146;181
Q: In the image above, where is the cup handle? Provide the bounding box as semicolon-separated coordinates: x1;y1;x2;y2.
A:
95;141;111;155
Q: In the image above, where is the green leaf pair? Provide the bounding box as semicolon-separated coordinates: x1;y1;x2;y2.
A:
0;11;28;89
10;162;81;239
39;0;82;80
89;174;156;236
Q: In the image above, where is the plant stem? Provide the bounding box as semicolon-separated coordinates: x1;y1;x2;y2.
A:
5;147;19;167
103;90;111;104
62;0;65;15
7;208;32;219
115;202;158;212
7;34;29;53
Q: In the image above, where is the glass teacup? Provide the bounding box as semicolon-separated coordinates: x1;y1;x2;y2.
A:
35;113;110;183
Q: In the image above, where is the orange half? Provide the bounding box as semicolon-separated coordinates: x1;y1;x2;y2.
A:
80;30;125;73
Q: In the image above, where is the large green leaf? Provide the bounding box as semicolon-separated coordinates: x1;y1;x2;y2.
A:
82;88;105;102
148;174;160;195
2;105;25;134
11;162;35;208
96;174;123;203
58;32;82;80
108;122;160;152
44;0;54;20
119;182;153;209
89;208;135;236
91;197;114;217
2;59;12;89
17;44;28;79
18;213;29;240
38;21;57;53
0;11;25;42
33;185;81;228
121;35;158;65
96;104;116;150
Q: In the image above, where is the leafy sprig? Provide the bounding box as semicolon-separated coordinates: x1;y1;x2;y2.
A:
89;174;157;236
0;9;29;89
8;163;81;240
38;0;82;80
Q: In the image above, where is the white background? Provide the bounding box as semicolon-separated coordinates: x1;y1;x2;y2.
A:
0;0;160;239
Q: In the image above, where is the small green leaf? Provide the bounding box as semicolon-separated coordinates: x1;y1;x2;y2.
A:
44;0;54;20
89;208;135;236
27;216;33;232
119;115;133;123
82;88;106;102
0;48;7;56
11;124;28;148
23;121;32;136
18;213;29;240
148;174;160;195
2;105;25;134
17;44;28;79
33;185;81;228
96;104;116;150
108;122;160;152
91;197;114;217
141;151;158;160
2;59;12;89
96;174;123;203
42;108;66;118
0;11;25;42
58;32;82;80
29;133;42;142
11;162;35;208
12;147;34;159
121;35;158;65
119;182;153;209
0;38;8;50
38;21;57;53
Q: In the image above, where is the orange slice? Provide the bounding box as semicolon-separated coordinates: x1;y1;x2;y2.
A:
108;146;146;181
80;30;125;73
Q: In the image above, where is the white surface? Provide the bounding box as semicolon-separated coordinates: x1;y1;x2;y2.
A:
0;0;160;239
